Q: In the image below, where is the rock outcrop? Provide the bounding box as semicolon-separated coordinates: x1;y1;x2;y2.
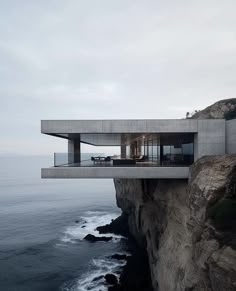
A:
83;234;113;242
114;155;236;291
96;213;130;237
191;98;236;120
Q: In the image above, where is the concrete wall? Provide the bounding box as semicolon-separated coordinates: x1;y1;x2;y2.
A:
194;119;226;160
41;119;199;134
41;166;190;179
226;119;236;154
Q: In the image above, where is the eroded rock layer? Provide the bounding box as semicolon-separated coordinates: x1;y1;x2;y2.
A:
114;155;236;291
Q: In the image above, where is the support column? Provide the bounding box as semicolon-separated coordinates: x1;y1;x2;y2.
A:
130;141;137;158
121;145;126;158
121;134;127;158
74;139;81;163
68;136;81;164
160;145;164;166
194;133;198;161
137;140;142;156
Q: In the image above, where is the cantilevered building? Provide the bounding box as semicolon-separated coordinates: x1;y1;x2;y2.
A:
41;119;236;179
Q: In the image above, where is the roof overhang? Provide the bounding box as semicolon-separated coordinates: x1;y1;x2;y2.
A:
41;119;199;135
41;119;225;146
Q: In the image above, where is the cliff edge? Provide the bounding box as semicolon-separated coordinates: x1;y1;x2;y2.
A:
114;155;236;291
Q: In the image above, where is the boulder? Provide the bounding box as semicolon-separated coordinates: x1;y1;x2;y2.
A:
96;214;130;237
104;273;118;285
83;234;112;242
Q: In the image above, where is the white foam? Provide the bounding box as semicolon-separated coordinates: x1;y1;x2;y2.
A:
60;211;123;244
62;256;126;291
60;211;129;291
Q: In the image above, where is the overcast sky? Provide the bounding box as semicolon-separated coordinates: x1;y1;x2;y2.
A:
0;0;235;155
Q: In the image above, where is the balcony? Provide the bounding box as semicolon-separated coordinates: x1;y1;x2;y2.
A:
53;152;193;167
41;153;191;179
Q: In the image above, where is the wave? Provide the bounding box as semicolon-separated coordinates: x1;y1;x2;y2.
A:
62;256;127;291
60;211;123;244
60;210;128;291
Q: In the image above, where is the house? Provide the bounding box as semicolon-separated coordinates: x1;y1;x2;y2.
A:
41;119;236;179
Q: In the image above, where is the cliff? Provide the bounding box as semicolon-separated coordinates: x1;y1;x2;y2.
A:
114;155;236;291
190;98;236;120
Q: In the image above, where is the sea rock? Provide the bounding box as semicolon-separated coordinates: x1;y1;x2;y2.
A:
83;234;112;242
96;214;130;237
104;273;118;285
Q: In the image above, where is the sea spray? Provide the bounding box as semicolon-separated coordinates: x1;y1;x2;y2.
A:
60;210;128;291
60;211;123;243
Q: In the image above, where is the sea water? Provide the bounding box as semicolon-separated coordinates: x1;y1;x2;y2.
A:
0;156;126;291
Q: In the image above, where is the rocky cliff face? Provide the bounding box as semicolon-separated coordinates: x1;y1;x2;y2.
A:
191;98;236;120
114;155;236;291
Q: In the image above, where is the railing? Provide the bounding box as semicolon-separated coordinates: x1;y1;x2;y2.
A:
54;153;105;167
53;153;194;167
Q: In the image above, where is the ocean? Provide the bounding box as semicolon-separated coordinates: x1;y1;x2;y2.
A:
0;156;126;291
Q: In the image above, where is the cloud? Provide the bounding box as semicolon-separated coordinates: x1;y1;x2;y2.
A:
0;0;236;154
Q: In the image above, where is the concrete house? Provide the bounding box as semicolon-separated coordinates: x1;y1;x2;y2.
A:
41;119;236;179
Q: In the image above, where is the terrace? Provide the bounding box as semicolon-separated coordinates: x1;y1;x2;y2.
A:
53;133;194;168
41;119;226;179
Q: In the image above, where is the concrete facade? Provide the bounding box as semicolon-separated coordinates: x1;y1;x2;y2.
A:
194;119;226;160
41;166;190;179
41;118;235;179
41;119;198;135
226;119;236;154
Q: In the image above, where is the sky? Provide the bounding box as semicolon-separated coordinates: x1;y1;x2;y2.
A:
0;0;235;155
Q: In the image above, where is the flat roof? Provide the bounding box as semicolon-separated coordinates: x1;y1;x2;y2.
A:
41;119;225;145
41;119;226;134
41;119;199;135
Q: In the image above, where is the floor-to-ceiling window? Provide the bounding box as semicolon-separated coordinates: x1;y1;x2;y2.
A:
160;133;194;165
124;133;194;166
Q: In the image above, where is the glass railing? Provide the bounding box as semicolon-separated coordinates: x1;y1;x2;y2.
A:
53;153;193;167
54;153;105;167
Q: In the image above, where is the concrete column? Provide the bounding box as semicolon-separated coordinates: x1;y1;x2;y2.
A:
121;134;127;158
160;145;164;166
130;142;137;158
194;133;198;161
68;140;74;164
121;145;126;158
68;136;81;164
74;139;81;163
226;119;236;154
137;140;142;156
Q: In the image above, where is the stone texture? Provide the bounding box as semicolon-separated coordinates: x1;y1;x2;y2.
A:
114;155;236;291
191;98;236;119
83;234;112;242
104;274;118;285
